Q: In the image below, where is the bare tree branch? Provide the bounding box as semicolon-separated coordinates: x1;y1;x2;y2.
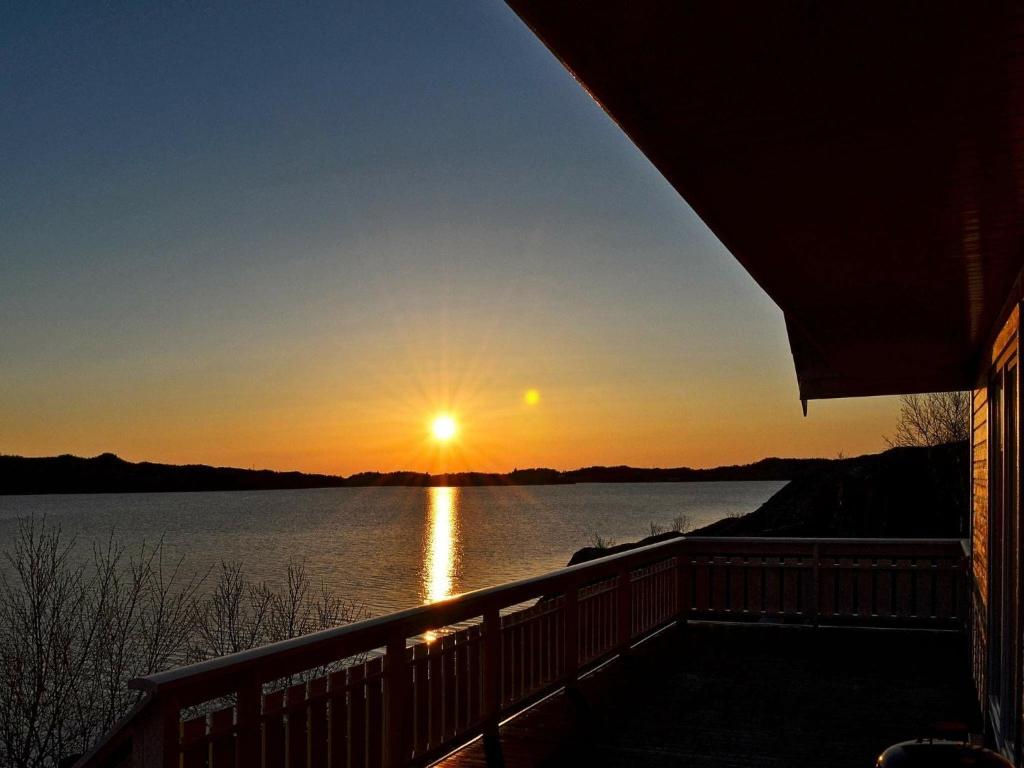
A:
0;519;366;767
885;391;969;448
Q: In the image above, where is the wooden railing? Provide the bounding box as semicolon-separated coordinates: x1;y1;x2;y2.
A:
74;537;968;768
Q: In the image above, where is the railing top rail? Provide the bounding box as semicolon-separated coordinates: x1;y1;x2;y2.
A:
131;536;967;701
684;537;967;555
72;693;153;768
690;536;964;545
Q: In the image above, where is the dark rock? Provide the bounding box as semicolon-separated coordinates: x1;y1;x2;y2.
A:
566;531;686;568
690;442;968;539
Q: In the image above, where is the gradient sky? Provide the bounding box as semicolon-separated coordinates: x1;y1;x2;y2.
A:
0;1;900;475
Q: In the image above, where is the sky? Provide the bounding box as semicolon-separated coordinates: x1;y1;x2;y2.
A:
0;1;900;475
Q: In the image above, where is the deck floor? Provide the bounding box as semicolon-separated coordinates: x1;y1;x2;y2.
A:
438;622;979;768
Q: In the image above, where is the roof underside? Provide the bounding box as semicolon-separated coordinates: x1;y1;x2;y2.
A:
506;1;1024;399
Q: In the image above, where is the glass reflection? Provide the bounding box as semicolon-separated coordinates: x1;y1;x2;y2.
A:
423;486;461;603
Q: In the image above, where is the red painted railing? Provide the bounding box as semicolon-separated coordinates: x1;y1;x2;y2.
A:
74;537;968;768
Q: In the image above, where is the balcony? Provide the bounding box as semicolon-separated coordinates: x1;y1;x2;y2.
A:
75;537;973;768
439;622;975;767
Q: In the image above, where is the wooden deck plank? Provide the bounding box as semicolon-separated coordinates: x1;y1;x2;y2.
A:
437;623;978;768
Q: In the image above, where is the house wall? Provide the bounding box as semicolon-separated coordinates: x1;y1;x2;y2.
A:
972;301;1021;754
973;382;990;710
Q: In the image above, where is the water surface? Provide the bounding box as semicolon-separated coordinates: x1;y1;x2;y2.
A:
0;482;784;615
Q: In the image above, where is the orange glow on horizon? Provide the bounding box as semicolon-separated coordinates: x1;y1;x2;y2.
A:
0;305;905;476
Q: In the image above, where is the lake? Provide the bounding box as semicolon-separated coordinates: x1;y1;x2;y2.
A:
0;482;784;616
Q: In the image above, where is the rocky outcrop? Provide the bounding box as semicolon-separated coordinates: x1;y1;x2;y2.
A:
564;531;687;568
562;443;968;568
690;442;968;539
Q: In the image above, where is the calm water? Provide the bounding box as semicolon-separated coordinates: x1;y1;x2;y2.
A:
0;482;784;616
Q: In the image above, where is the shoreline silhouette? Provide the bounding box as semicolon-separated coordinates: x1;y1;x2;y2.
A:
0;451;832;495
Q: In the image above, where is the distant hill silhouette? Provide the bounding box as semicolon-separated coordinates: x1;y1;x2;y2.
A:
563;442;969;568
561;458;830;484
0;452;829;495
691;441;968;538
0;453;349;495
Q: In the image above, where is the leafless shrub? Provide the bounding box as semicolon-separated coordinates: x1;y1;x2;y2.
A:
648;515;692;537
78;535;204;751
885;391;970;447
0;518;94;767
190;561;272;659
314;580;368;629
134;544;204;679
672;515;692;533
0;519;365;768
190;560;368;660
589;532;616;550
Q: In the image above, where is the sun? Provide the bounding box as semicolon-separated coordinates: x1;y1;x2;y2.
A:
430;414;458;442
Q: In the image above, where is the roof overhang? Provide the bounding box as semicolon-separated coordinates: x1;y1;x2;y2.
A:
505;1;1024;399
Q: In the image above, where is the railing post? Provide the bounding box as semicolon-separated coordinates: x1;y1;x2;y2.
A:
811;541;820;628
235;675;262;768
385;632;411;768
617;567;633;653
676;542;690;625
481;606;504;767
958;547;969;629
131;695;179;768
563;581;579;686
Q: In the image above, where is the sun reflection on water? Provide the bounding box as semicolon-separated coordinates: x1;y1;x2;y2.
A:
423;486;461;604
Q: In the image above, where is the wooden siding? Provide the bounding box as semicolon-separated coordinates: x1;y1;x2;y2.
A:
971;303;1020;739
973;384;990;605
972;384;990;709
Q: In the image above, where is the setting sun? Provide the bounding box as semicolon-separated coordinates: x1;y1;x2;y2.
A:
524;388;541;405
430;414;458;442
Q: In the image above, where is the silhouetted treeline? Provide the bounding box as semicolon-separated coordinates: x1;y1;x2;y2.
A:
345;468;572;487
561;458;830;484
0;453;348;495
0;452;830;495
